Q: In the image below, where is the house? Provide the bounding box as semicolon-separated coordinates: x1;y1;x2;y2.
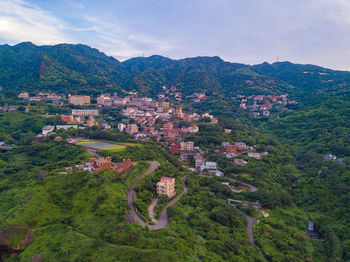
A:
214;170;224;177
247;152;262;160
56;125;78;130
118;123;126;132
163;122;173;131
18;92;30;99
180;141;194;151
157;177;176;198
188;125;199;133
42;125;54;135
180;153;190;162
126;124;138;134
222;142;230;148
224;129;232;133
88;157;132;173
169;144;179;153
234;159;248;166
200;161;217;171
234;142;247;149
101;123;112;129
226;145;240;154
195;155;205;169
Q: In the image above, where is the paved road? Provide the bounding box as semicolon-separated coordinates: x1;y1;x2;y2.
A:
128;161;160;228
127;163;188;231
222;176;259;247
226;177;258;192
238;210;258;246
86;149;101;159
148;176;188;231
148;198;159;224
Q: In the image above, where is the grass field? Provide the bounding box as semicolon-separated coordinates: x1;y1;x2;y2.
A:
76;140;128;151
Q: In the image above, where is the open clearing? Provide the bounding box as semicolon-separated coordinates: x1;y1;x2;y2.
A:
76;140;127;151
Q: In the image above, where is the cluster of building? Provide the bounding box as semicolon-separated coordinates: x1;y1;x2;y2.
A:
18;92;91;106
222;141;269;166
61;109;99;127
232;94;297;117
65;157;132;173
324;153;344;163
40;124;82;137
0;106;18;112
18;92;63;103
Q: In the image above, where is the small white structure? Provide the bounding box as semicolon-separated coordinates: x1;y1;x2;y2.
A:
42;125;54;135
56;125;78;130
200;161;217;171
118;123;126;132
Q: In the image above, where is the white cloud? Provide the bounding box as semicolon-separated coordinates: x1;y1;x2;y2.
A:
0;0;73;44
82;15;174;60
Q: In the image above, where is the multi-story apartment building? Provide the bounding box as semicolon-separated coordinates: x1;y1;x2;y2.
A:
180;141;194;151
157;177;176;198
126;124;138;134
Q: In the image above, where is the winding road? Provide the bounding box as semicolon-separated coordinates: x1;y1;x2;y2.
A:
128;162;188;231
225;176;260;247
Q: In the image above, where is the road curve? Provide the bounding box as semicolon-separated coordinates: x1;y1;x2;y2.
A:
226;177;258;192
128;162;188;231
238;210;258;246
128;161;160;228
148;176;188;231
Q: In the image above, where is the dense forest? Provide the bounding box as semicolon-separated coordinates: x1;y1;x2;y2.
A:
2;42;350;98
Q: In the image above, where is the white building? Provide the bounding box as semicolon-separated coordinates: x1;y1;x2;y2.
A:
56;125;78;130
118;123;126;132
200;161;217;171
42;125;54;135
72;109;99;117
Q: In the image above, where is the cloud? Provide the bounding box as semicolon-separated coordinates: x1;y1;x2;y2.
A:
0;0;73;44
81;15;174;60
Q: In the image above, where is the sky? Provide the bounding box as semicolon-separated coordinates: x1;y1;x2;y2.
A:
0;0;350;70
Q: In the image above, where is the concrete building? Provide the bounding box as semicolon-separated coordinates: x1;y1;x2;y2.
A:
118;123;126;132
188;125;199;133
200;161;217;171
56;125;78;130
180;141;194;151
18;92;29;99
195;155;205;169
157;177;176;198
68;95;90;105
163;122;174;131
72;109;99;117
126;124;138;134
42;125;54;135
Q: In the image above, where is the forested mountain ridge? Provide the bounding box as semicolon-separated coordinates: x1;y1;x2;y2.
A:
2;42;350;98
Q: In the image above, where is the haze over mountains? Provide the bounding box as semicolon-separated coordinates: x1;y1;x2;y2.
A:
1;42;350;98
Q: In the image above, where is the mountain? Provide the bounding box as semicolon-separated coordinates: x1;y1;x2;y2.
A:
252;61;350;96
1;42;350;98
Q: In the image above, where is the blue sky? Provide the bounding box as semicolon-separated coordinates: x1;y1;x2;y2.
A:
0;0;350;70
